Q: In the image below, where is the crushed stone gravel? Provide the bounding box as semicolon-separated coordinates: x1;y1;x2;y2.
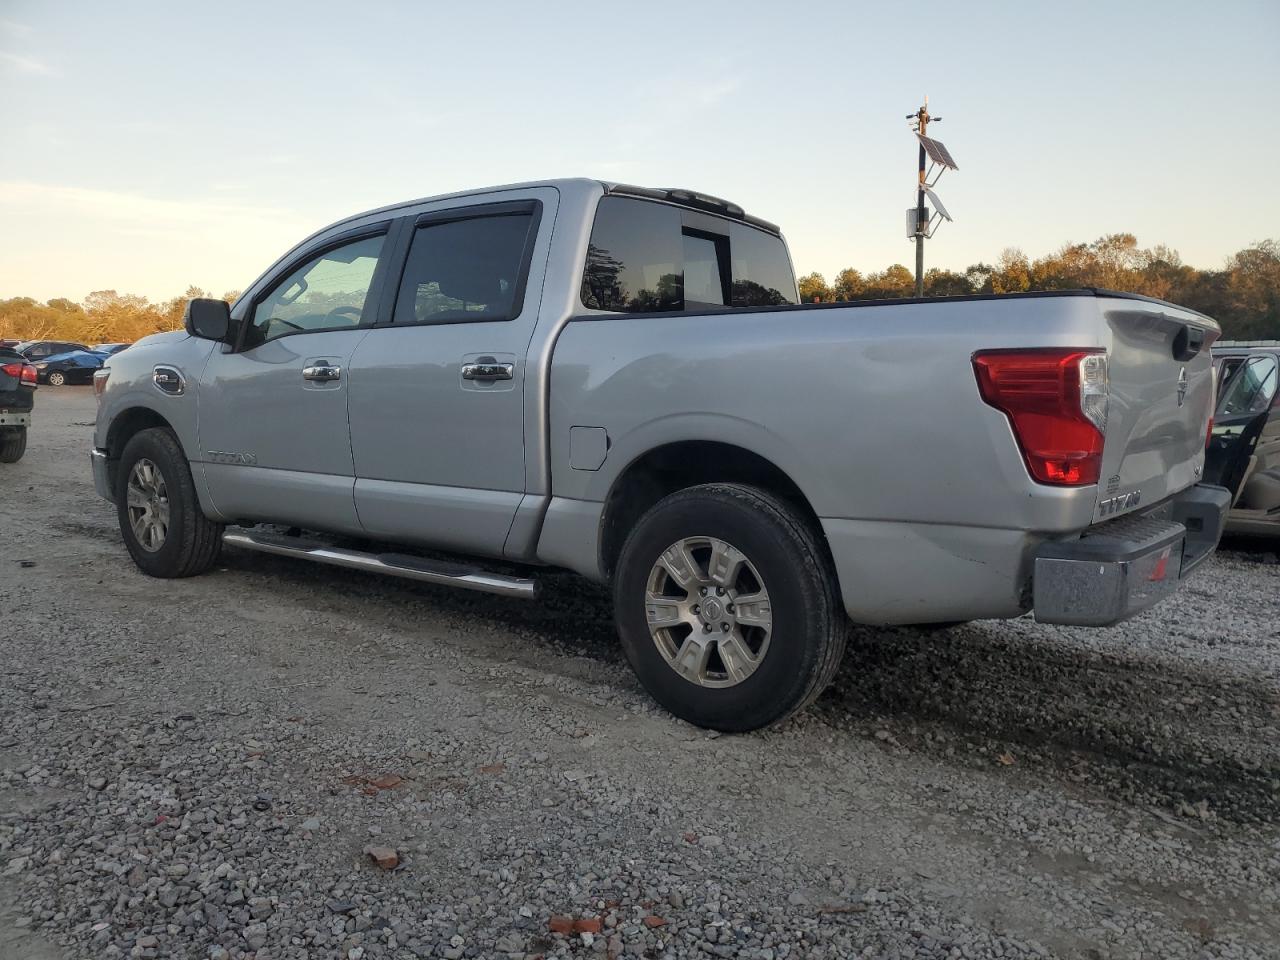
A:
1;388;1277;960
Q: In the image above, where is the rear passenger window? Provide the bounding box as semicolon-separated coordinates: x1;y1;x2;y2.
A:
580;196;798;313
394;211;537;324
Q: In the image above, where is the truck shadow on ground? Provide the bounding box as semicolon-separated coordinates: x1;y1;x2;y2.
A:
209;541;1280;824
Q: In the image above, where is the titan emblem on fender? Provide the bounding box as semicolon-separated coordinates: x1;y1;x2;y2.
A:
1176;367;1188;407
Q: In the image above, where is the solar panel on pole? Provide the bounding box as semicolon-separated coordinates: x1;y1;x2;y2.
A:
915;133;959;171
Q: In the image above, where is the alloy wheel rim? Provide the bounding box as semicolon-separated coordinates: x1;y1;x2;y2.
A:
644;536;773;688
126;458;170;552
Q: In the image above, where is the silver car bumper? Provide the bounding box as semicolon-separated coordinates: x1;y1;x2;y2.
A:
1033;483;1231;626
90;447;114;502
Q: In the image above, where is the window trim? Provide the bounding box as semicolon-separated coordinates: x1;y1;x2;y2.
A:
380;199;544;329
235;221;394;352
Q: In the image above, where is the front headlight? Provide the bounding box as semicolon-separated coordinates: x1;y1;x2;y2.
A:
93;367;110;400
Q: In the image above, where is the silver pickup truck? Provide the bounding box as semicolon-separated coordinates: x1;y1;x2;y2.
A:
91;178;1231;730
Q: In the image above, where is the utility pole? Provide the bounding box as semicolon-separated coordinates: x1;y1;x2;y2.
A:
905;97;958;298
910;98;933;298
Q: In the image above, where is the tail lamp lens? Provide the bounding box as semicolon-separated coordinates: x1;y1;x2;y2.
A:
973;349;1108;486
2;362;37;384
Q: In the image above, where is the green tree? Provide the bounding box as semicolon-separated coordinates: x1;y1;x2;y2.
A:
797;272;831;303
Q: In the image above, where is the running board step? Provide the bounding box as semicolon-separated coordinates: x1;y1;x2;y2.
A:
222;530;539;599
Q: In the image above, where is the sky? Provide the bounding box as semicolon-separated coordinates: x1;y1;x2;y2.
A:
1;0;1278;303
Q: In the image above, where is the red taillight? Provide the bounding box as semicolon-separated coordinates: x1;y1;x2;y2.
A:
2;362;36;384
973;348;1108;486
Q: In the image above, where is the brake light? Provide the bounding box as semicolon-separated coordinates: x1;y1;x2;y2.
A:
973;348;1108;486
2;362;36;385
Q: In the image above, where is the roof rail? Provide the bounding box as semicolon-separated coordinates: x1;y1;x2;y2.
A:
605;183;781;235
1215;339;1280;347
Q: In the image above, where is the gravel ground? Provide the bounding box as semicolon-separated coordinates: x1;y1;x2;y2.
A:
1;387;1278;960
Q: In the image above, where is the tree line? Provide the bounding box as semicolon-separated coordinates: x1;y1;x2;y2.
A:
2;233;1278;344
799;235;1280;340
0;287;237;346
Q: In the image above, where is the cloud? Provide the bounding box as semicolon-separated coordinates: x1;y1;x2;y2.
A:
0;51;54;75
0;181;315;302
0;180;303;232
0;19;34;37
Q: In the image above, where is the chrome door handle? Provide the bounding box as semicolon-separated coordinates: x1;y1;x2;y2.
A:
461;361;514;381
302;364;342;382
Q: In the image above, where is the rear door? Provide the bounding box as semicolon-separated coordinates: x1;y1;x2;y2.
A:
1092;297;1219;521
347;189;555;558
197;226;394;531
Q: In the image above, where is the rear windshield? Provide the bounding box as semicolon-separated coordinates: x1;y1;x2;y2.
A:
581;196;797;314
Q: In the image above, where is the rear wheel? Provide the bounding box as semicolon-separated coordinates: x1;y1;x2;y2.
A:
47;371;65;386
613;483;846;732
116;427;223;577
0;427;26;463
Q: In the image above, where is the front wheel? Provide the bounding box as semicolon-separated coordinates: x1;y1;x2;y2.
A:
0;427;26;463
116;427;223;577
46;371;65;386
613;483;847;732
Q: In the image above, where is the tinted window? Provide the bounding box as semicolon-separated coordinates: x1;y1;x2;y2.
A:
730;226;796;307
1219;356;1278;416
394;212;536;324
580;196;797;313
247;235;385;348
582;198;682;312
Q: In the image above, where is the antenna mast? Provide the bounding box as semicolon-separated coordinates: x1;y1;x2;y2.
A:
905;97;959;297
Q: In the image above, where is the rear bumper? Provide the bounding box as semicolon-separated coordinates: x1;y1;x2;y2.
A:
91;447;114;502
0;410;31;427
1032;483;1231;626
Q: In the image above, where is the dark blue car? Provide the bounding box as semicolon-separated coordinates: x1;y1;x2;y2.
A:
33;349;103;386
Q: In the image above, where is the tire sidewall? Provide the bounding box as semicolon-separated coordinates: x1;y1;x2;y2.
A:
116;430;195;575
614;489;828;730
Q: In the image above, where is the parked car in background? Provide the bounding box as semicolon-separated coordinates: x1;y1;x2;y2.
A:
1207;341;1280;537
16;339;90;361
0;344;36;462
91;343;131;356
91;178;1230;731
34;349;103;386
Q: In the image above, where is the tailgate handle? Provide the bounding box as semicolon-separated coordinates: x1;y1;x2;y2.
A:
1172;325;1205;362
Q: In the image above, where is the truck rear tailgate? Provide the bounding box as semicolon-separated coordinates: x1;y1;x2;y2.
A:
1092;296;1218;522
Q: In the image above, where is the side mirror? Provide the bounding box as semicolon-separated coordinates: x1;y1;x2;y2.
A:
184;298;231;342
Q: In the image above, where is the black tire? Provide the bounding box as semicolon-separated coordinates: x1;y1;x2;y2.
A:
613;482;847;732
47;371;65;386
116;427;223;577
0;427;26;463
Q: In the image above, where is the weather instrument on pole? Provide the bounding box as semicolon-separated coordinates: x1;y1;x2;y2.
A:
905;97;959;296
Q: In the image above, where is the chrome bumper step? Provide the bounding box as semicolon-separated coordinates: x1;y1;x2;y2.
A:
222;530;540;599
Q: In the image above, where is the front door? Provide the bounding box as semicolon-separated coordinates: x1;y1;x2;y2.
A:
348;195;553;558
197;230;391;532
1205;353;1280;503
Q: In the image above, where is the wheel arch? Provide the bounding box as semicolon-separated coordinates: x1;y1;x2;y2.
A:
597;439;832;582
102;406;178;496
